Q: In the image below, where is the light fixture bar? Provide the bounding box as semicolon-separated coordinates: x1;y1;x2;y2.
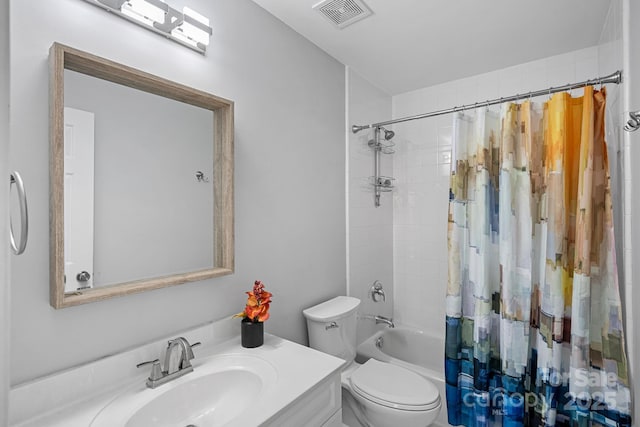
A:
171;7;212;51
82;0;213;54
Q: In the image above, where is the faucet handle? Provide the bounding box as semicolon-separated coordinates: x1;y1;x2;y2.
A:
370;280;386;302
184;341;201;363
166;339;201;348
137;359;163;381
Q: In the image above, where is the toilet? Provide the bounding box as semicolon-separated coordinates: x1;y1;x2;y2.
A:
303;296;441;427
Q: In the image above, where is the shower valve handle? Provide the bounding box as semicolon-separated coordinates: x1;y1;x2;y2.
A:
370;280;386;302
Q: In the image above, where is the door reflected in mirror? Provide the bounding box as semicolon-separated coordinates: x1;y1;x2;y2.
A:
50;43;234;308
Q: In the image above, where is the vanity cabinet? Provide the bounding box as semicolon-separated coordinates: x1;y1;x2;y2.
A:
263;373;342;427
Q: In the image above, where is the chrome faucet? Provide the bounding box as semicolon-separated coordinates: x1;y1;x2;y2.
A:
373;315;395;328
165;337;197;374
137;337;201;388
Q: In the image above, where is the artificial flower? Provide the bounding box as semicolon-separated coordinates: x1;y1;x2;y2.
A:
234;280;272;322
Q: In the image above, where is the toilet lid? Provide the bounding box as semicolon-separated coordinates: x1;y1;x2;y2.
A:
350;359;440;411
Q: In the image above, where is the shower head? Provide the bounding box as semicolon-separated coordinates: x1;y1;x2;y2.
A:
380;127;395;140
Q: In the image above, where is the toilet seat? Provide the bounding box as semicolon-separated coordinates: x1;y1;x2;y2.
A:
350;359;440;411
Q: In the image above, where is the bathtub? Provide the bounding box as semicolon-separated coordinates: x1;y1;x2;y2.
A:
356;326;449;427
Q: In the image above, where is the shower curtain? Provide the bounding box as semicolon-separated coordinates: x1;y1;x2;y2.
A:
445;87;632;427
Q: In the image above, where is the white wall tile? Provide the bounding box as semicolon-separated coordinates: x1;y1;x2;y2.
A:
575;56;600;84
455;76;479;107
348;69;394;344
476;72;500;103
522;61;549;94
546;52;577;87
498;65;526;98
420;86;439;113
393;90;422;118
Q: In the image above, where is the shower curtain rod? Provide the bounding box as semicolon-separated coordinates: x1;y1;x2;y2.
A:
351;70;622;134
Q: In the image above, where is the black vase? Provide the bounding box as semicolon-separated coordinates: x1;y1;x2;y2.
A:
241;318;264;348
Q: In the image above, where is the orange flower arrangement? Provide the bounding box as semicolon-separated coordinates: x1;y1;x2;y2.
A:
234;280;272;322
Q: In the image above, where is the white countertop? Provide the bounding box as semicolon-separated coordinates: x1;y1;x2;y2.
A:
11;320;344;427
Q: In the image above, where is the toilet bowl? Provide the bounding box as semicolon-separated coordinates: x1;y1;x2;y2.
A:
303;296;441;427
343;359;440;427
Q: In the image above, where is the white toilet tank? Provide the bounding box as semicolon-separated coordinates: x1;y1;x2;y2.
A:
303;296;360;362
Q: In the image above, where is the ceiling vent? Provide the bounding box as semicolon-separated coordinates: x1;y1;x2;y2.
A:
312;0;373;29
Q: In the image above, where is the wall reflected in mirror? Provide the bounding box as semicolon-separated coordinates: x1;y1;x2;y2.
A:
63;70;214;291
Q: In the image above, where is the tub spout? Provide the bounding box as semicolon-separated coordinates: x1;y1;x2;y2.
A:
375;336;384;349
374;315;394;328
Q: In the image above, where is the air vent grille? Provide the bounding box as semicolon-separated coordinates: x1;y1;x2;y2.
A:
313;0;373;29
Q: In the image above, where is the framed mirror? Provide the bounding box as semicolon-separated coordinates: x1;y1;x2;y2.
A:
49;42;234;309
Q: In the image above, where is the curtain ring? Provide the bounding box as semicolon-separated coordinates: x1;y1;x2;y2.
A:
570;82;579;96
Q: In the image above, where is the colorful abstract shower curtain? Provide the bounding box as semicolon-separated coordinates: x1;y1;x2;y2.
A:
445;87;632;427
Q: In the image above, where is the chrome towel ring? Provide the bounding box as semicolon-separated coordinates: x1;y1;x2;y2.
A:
9;171;28;255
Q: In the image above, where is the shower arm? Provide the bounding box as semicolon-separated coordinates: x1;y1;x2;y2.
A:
352;70;622;134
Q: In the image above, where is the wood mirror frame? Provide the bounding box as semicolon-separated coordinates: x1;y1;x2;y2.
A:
49;42;234;309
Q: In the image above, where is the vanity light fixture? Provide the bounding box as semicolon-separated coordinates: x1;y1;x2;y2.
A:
82;0;213;54
172;7;211;48
121;0;166;26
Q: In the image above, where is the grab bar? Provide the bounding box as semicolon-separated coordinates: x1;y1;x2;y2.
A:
9;171;28;255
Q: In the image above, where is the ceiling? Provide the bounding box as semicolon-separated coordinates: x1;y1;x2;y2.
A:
250;0;613;95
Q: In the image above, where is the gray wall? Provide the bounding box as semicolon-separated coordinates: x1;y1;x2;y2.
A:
1;0;10;421
9;0;346;384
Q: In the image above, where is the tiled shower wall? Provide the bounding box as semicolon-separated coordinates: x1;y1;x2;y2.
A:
391;44;623;344
347;68;394;344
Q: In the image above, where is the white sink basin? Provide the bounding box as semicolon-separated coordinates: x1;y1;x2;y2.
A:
90;354;277;427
